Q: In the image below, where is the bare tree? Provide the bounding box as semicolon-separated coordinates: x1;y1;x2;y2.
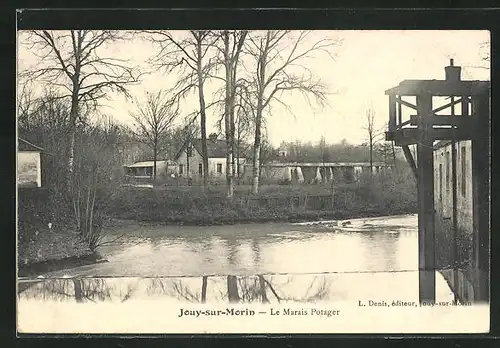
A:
20;30;142;190
364;107;385;176
319;136;331;183
259;138;276;177
17;81;36;129
147;30;218;190
234;92;254;182
212;30;248;199
174;115;200;179
130;90;179;181
241;30;340;194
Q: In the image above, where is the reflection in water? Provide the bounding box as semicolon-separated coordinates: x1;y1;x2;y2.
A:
251;238;261;266
18;274;337;305
41;214;419;278
20;278;113;303
225;238;239;267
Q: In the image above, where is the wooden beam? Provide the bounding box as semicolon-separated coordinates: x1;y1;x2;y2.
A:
388;128;474;143
431;129;473;140
389;94;397;130
397;97;417;110
402;145;418;180
432;97;465;114
409;115;475;127
450;97;459;299
416;92;436;304
385;131;394;141
385;80;489;96
397;95;403;125
462;97;470;116
399;119;412;128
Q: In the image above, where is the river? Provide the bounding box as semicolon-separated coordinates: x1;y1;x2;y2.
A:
21;214;487;334
44;214;422;278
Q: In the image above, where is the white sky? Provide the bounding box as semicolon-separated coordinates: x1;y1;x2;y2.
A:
17;30;490;146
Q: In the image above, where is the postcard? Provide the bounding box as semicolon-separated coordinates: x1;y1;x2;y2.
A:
16;26;491;334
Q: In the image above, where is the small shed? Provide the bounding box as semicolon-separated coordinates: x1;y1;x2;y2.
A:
17;138;43;188
124;160;176;178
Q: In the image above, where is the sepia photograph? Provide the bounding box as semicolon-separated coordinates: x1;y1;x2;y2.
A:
16;26;490;334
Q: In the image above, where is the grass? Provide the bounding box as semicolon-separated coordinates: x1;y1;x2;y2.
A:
18;171;417;268
105;173;417;225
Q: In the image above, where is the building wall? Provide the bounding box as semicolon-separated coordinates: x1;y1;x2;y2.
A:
18;151;41;188
433;140;474;301
176;149;204;177
126;161;170;178
433;140;473;237
176;150;244;178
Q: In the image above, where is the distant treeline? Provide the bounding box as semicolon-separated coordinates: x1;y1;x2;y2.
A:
275;139;405;164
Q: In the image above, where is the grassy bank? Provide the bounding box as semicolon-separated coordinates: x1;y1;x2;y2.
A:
18;188;93;269
18;172;417;272
106;173;417;225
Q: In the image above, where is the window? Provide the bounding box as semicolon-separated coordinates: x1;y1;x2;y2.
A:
217;163;223;174
199;163;203;175
461;146;467;197
179;164;184;175
445;151;450;193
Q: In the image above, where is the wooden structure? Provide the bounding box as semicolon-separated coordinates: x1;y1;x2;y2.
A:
385;60;490;303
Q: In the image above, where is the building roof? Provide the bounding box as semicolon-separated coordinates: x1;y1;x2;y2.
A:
175;138;246;160
18;138;44;152
385;79;490;96
125;160;173;168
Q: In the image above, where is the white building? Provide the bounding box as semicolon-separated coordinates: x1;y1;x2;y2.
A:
124;160;177;179
174;137;246;179
17;138;43;188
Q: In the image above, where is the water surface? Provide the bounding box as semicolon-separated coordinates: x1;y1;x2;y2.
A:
42;214;421;277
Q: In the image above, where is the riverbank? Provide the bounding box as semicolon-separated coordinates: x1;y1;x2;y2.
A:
105;181;417;226
18;229;93;270
18;175;416;274
107;206;417;227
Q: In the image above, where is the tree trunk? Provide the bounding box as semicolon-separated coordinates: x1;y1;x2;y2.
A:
153;144;157;183
236;141;241;185
369;140;373;176
186;147;190;177
223;36;234;199
197;47;209;190
252;106;263;195
67;90;79;191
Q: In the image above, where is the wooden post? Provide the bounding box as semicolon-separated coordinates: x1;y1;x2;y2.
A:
471;92;490;302
389;94;397;130
402;145;418;180
397;96;403;126
450;96;459;300
416;92;436;304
